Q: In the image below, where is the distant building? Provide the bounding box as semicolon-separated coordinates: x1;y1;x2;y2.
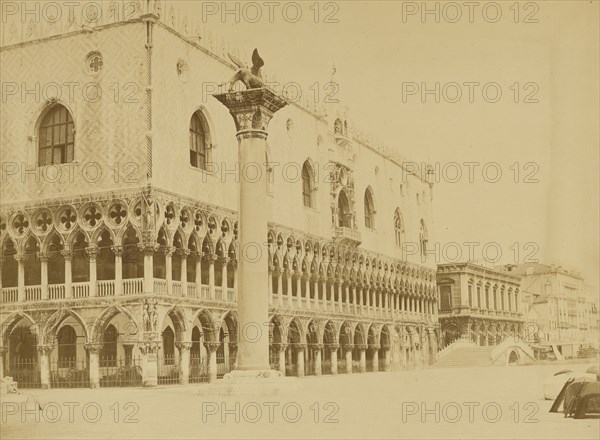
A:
498;263;600;359
436;263;524;347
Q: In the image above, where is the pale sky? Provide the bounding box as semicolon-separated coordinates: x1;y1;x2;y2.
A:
175;1;598;281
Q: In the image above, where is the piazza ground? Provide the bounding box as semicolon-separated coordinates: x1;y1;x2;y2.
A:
2;362;599;440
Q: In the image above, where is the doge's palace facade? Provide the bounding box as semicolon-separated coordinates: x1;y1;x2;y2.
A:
0;4;438;388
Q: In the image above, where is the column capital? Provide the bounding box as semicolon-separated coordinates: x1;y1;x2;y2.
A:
204;341;220;352
60;249;73;260
329;343;340;351
84;342;103;353
163;246;176;256
342;343;354;353
111;245;124;257
213;88;288;139
13;253;26;263
220;256;230;264
138;241;159;255
290;343;305;353
37;252;49;263
85;246;99;261
178;249;191;258
139;341;161;355
356;344;367;351
176;341;193;351
311;343;324;351
36;344;54;355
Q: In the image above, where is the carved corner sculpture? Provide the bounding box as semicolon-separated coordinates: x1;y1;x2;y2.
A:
227;49;265;91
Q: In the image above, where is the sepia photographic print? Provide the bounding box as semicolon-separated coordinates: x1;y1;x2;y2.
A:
0;1;599;439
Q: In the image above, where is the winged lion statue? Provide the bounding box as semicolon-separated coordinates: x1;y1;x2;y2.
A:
226;49;265;91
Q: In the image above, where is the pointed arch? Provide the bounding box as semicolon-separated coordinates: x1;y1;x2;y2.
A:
364;186;376;229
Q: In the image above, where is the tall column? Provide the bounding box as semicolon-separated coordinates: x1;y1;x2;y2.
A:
86;246;98;297
214;88;287;373
278;343;287;375
37;345;53;389
195;252;202;297
0;346;6;380
295;346;305;377
359;345;367;373
140;243;156;294
372;345;380;372
330;343;339;375
40;254;49;299
351;284;357;314
180;250;189;295
221;257;229;291
286;269;293;305
276;270;283;306
205;342;219;382
85;343;102;389
345;346;353;374
208;254;216;299
112;246;123;296
304;275;311;309
295;272;302;305
268;266;274;305
61;249;72;299
384;347;391;372
312;277;319;309
177;342;192;385
165;246;174;296
16;254;25;302
314;344;323;376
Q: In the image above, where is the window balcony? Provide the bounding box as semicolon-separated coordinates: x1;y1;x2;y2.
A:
333;226;362;247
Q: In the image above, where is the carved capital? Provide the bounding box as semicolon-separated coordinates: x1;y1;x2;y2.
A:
291;343;305;353
329;343;340;352
138;242;159;255
178;249;191;258
204;341;220;353
13;253;26;264
84;342;103;354
139;341;161;355
176;341;193;351
343;343;354;353
111;245;124;257
356;344;367;351
213;88;288;136
85;246;99;261
163;246;176;257
272;342;287;352
60;249;73;260
312;343;324;351
37;344;54;355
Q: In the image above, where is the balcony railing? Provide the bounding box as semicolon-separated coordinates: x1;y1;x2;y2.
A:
0;278;234;303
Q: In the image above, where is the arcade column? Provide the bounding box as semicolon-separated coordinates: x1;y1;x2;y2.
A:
214;88;287;377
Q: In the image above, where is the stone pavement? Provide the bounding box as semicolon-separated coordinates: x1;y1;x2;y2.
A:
1;362;599;439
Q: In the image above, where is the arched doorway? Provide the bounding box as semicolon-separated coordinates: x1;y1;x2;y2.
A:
322;321;336;374
338;322;352;374
286;319;303;376
5;317;39;388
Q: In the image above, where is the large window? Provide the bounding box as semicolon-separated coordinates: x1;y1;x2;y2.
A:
302;161;314;208
189;112;209;170
364;188;375;229
38;104;74;166
338;190;351;228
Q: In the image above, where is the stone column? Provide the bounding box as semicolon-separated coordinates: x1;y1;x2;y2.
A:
351;284;357;314
286;269;293;305
278;343;287;375
37;344;53;389
0;346;6;380
214;88;287;374
295;345;305;377
180;249;189;295
314;344;323;376
85;343;102;389
276;270;283;306
15;254;25;302
359;345;367;373
40;254;48;299
304;275;311;309
139;243;157;294
268;265;274;305
221;257;229;291
312;277;319;309
165;246;174;296
345;346;353;374
140;341;160;387
330;343;339;375
195;252;203;297
208;254;216;299
205;342;219;382
61;249;72;299
383;346;391;372
177;342;192;385
86;246;98;297
372;345;380;372
111;246;123;296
